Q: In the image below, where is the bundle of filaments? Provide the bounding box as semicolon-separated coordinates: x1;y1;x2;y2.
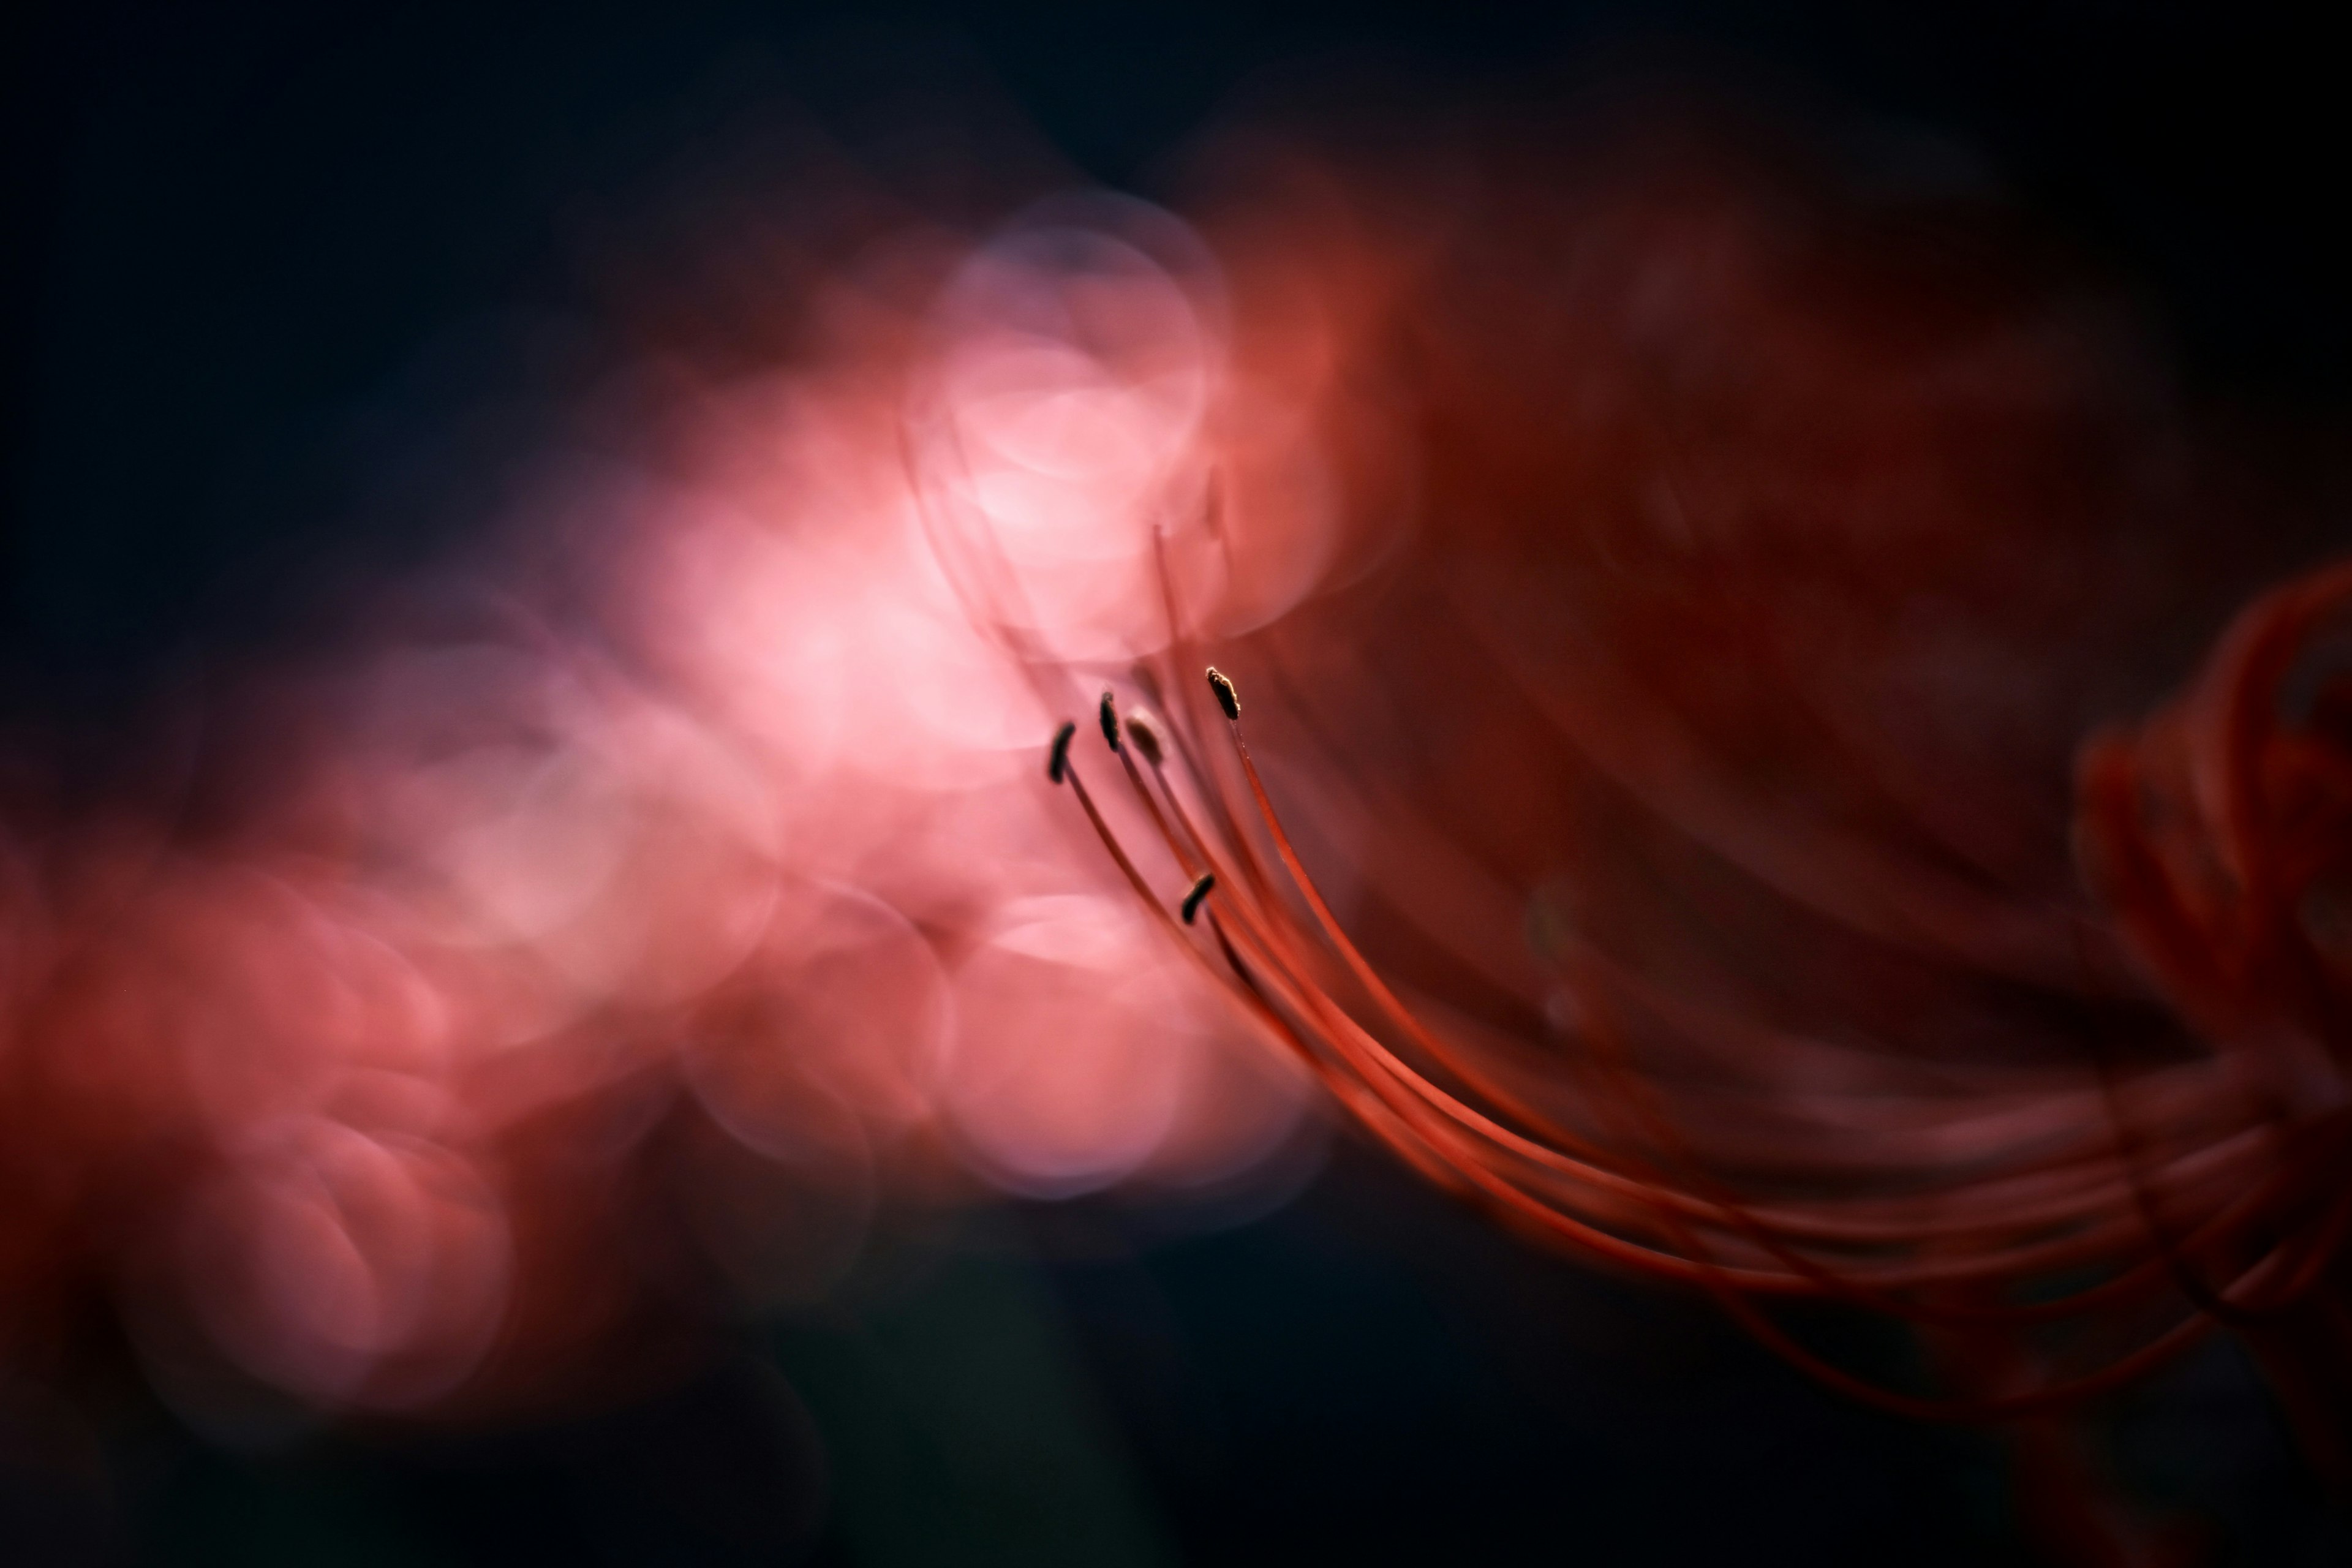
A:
1054;619;2352;1427
5;76;2348;1564
938;104;2352;1555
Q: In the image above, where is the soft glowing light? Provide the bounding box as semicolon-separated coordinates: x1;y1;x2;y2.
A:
0;186;1327;1418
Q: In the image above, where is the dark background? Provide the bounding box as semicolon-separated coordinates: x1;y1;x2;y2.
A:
5;4;2350;1562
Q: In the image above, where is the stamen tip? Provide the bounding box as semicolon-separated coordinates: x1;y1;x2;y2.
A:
1047;720;1077;783
1206;666;1240;721
1098;690;1121;752
1182;872;1217;925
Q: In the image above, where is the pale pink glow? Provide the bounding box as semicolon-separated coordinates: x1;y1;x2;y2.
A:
0;190;1328;1417
39;860;453;1150
943;894;1312;1199
910;203;1232;664
187;889;454;1141
633;516;858;789
361;647;785;1007
945;896;1193;1197
181;1119;510;1408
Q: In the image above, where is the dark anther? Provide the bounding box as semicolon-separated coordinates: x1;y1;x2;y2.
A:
1099;690;1121;752
1124;711;1166;766
1207;666;1240;721
1047;721;1077;783
1182;872;1217;925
